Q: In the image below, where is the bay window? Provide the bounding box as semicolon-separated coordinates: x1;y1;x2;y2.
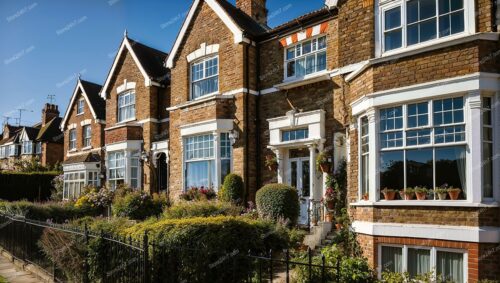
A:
9;144;19;156
117;91;136;122
191;56;218;100
184;133;232;190
83;125;91;148
380;245;465;283
285;36;327;79
22;141;33;155
378;97;467;199
381;0;466;53
108;150;140;190
63;171;100;200
69;129;76;150
130;152;140;188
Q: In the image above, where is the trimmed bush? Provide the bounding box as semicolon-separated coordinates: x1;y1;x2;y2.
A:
219;173;244;204
256;183;299;225
0;172;59;201
112;189;167;220
163;200;241;219
0;200;102;222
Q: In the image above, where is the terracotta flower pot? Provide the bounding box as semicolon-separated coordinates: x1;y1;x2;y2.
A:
383;191;396;200
438;193;447;200
319;163;330;174
327;201;335;210
416;192;427;200
325;214;333;222
448;190;460;200
404;193;414;200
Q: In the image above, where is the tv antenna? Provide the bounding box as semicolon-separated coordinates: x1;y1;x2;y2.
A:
16;108;33;126
47;94;56;104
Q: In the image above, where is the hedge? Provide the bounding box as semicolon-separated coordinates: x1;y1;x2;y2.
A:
0;200;103;222
0;172;59;201
256;183;300;225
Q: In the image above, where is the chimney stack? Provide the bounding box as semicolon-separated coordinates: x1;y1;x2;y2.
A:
236;0;268;26
42;103;59;126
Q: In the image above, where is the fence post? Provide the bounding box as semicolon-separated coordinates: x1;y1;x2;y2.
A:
308;247;312;283
269;249;273;283
321;254;325;283
143;231;149;283
285;249;290;283
83;224;89;283
22;218;27;262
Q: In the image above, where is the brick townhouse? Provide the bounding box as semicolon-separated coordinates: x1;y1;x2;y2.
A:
0;104;64;170
163;0;500;281
60;34;170;198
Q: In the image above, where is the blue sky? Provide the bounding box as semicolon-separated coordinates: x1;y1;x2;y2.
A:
0;0;325;127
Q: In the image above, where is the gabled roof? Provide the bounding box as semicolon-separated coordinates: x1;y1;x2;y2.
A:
20;127;40;141
60;78;105;130
166;0;267;68
37;117;63;143
101;35;169;98
0;132;20;145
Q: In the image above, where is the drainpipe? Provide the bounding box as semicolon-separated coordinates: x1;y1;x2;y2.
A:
255;44;262;195
244;42;250;204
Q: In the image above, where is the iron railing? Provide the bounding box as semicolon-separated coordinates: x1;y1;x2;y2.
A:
0;213;340;283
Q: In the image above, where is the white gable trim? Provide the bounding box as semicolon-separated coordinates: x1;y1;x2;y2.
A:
187;43;220;63
60;80;101;130
165;0;245;68
116;80;136;94
100;37;153;99
19;128;31;142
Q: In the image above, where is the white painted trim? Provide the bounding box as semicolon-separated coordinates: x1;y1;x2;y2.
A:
260;87;280;95
352;221;500;243
180;119;233;136
166;93;235;111
80;119;92;126
165;0;246;69
101;37;158;98
267;110;325;147
187;43;220;63
63;162;100;172
350;200;499;207
67;123;77;130
60;80;103;130
116;80;136;94
275;70;331;90
105;140;142;152
351;73;500;116
221;88;259;96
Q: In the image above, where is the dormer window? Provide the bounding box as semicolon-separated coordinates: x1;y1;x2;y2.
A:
380;0;467;53
191;56;219;100
117;91;136;123
285;36;326;79
77;99;85;115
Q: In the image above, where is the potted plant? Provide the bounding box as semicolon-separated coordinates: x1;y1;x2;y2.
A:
400;188;415;200
381;188;397;200
448;188;461;200
414;187;428;200
316;151;330;174
325;212;333;223
362;193;369;201
265;155;278;171
335;215;346;230
311;214;318;226
324;187;336;209
434;188;448;200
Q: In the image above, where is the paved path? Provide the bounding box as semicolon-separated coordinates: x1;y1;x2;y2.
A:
0;256;41;283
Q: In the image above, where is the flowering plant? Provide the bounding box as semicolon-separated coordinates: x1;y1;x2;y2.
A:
180;186;217;201
324;187;336;202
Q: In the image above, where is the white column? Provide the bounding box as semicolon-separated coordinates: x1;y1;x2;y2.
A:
366;108;378;202
213;132;220;189
468;90;483;203
309;144;317;200
124;150;130;186
273;148;284;183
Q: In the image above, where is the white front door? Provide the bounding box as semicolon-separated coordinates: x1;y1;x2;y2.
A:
288;157;310;225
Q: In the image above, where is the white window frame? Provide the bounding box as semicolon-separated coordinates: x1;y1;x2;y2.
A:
359;116;370;200
284;35;327;80
77;99;85;115
376;96;468;199
482;95;494;200
22;141;33;155
0;146;6;159
190;55;219;100
82;125;91;148
69;129;77;150
117;91;136;123
377;0;474;56
35;142;42;154
9;144;19;156
281;128;309;142
378;244;467;282
63;171;86;200
108;151;126;190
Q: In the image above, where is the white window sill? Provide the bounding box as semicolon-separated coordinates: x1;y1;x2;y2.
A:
167;93;234;111
116;118;137;125
351;200;499;208
82;146;92;151
76;113;84;116
68;149;77;153
275;70;331;90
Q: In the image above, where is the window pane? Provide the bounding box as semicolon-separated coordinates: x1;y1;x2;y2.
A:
318;36;327;49
296;58;306;77
317;51;327;72
406;129;431;146
287;61;295;77
361;154;369;195
407;24;419;45
385;29;402;51
406;148;433;189
286;48;295;60
381;246;403;273
439;0;450;13
435;146;466;195
407;0;419;24
439;15;451;37
450;0;463;11
380;151;404;191
221;159;231;185
450;10;464;34
483;142;493;198
385;7;401;29
437;251;464;283
420;0;436;20
302;40;312;54
420;18;437;42
407;248;431;278
186;161;210;188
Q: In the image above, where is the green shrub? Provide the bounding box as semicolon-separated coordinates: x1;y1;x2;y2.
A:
219;173;244;204
255;183;299;225
179;186;217;201
163;200;241;219
0;200;102;222
112;188;167;220
0;172;59;201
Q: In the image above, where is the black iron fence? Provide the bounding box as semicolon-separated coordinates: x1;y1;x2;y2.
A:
0;213;339;283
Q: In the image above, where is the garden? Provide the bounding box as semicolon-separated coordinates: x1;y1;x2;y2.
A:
0;158;468;282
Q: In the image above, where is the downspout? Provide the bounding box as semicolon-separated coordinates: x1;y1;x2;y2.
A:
255;44;262;195
244;42;250;204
